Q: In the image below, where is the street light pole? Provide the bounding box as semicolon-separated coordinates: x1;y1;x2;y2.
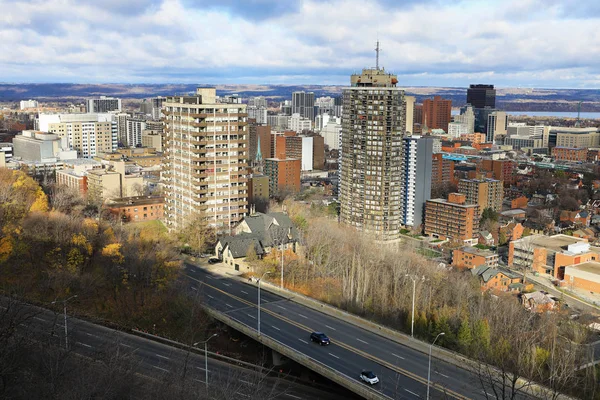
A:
427;332;445;400
194;333;218;389
51;295;78;350
258;271;272;336
280;242;284;289
405;275;417;338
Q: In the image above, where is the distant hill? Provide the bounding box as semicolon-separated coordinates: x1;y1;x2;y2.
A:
2;83;600;112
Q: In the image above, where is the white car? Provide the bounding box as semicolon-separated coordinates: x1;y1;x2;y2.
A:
360;370;379;385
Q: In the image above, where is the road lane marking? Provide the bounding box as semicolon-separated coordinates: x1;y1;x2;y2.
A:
405;389;420;397
156;354;170;360
271;325;281;331
119;343;132;348
207;295;214;299
184;273;470;400
298;339;309;344
195;366;207;371
34;317;47;322
392;353;405;360
356;338;369;345
153;366;169;372
241;290;249;294
298;314;308;319
225;303;234;308
285;395;302;399
325;325;336;331
222;282;231;287
85;332;101;339
236;393;250;398
436;371;450;378
206;276;213;280
19;323;27;327
328;352;340;359
240;380;252;384
482;391;497;399
276;305;287;310
246;314;256;319
77;342;92;348
191;287;198;291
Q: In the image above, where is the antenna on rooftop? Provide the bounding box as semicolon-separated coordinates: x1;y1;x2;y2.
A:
375;39;380;70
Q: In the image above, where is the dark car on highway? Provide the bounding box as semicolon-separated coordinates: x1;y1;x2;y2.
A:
310;332;330;345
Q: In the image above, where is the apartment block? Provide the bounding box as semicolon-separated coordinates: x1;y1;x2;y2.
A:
552;147;588;162
431;153;455;187
56;169;87;194
477;159;515;185
162;87;248;231
452;246;499;269
424;193;479;242
87;96;121;113
105;196;164;222
339;67;406;241
312;135;325;169
126;117;146;147
141;129;163;152
264;158;301;195
422;96;452;133
458;178;503;215
248;174;270;204
401;136;433;228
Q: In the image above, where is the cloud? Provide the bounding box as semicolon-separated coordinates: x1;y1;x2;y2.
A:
1;0;600;87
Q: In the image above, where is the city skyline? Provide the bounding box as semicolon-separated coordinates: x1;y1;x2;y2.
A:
2;0;600;88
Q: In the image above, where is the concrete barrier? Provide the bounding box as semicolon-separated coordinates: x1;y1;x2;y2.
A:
203;307;392;400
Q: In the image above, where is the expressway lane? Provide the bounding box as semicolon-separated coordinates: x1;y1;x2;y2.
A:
4;299;356;400
184;265;489;400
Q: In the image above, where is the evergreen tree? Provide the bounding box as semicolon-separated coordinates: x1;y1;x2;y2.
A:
457;317;473;354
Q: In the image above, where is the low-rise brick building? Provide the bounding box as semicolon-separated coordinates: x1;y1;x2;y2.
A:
105;196;164;222
453;246;499;269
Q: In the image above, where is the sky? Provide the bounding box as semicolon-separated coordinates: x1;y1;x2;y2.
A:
1;0;600;88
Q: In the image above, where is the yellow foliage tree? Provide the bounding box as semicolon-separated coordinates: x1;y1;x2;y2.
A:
29;188;49;213
71;233;93;256
102;243;124;264
0;236;13;262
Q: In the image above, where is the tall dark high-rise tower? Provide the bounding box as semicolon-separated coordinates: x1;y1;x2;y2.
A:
466;84;496;109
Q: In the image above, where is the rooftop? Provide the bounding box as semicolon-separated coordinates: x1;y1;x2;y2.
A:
566;261;600;274
501;209;527;216
461;246;498;258
427;198;479;208
105;196;165;208
515;234;586;253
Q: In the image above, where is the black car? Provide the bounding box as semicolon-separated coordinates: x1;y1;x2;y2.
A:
208;258;221;264
310;332;330;345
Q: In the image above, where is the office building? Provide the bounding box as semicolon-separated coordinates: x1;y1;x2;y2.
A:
126;117;146;148
448;122;469;138
289;113;312;133
467;84;496;109
458;178;503;215
292;91;315;121
264;158;301;195
13;131;69;162
20;99;39;110
486;111;508;142
339;67;406;241
454;104;475;134
425;193;479;242
548;127;600;149
162;87;248;231
422;96;452;133
87;96;122;113
401;136;433;228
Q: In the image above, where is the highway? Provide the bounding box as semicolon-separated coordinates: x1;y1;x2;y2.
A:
184;263;529;400
2;299;356;400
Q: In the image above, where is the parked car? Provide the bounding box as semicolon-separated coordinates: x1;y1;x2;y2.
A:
359;370;379;385
309;332;330;345
208;258;221;264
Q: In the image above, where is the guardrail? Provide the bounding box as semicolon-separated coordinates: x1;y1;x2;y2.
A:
203;306;392;400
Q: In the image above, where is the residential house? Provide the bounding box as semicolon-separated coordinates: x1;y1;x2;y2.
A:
478;231;495;246
215;211;300;269
471;265;522;292
521;291;559;312
499;222;524;243
560;210;590;227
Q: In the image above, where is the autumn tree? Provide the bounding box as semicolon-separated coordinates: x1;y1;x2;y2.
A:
178;214;216;255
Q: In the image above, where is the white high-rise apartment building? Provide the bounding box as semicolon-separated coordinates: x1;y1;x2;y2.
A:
162;87;248;231
87;96;122;113
448;122;470;138
20;99;39;110
40;113;118;158
248;106;268;125
248;96;268;108
400;136;433;228
126;117;146;147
